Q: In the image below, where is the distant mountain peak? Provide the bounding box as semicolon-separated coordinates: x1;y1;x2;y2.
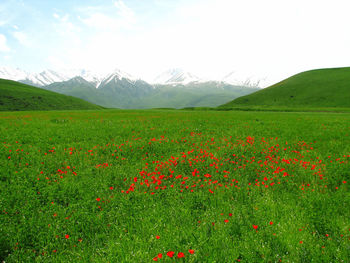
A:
153;68;200;85
222;70;266;88
111;68;138;80
0;66;30;81
0;66;105;87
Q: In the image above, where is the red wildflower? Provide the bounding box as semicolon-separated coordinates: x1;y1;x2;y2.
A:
65;234;69;239
153;257;158;261
155;235;160;239
158;253;163;258
253;225;258;230
96;198;101;201
269;221;273;225
188;249;195;254
177;252;185;258
167;251;175;258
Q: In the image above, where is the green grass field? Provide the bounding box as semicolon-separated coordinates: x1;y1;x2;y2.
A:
220;67;350;109
0;79;102;111
1;109;349;262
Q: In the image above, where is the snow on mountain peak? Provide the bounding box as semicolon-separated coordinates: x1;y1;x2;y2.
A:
0;66;106;87
153;68;200;85
222;70;266;88
101;68;140;86
0;66;29;81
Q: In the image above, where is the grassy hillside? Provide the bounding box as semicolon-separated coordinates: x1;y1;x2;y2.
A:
144;82;259;109
0;78;102;111
219;67;350;109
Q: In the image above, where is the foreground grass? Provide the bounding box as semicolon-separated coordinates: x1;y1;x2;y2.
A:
0;109;349;262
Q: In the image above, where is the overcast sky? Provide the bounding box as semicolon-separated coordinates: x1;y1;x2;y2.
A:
0;0;349;85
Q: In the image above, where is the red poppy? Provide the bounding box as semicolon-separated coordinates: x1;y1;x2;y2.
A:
177;252;185;258
188;249;195;254
65;234;69;239
167;251;175;258
253;225;258;230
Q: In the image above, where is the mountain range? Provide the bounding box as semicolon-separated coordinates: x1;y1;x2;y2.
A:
0;66;261;109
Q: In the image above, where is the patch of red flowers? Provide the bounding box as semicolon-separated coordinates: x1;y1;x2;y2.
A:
166;251;175;258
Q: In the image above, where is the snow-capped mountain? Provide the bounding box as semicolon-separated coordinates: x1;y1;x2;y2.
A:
0;66;144;89
153;68;200;85
57;69;103;86
1;66;267;88
29;69;71;86
1;66;261;109
103;68;139;84
0;67;30;81
0;66;104;87
0;67;70;86
221;70;267;88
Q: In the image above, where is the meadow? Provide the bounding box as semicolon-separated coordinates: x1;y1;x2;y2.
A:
0;109;349;262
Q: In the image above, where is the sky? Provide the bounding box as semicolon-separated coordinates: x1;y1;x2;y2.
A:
0;0;349;86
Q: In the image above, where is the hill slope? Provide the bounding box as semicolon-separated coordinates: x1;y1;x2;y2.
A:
0;79;102;111
219;67;350;109
145;82;259;109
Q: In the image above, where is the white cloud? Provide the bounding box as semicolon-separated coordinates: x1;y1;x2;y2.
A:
81;1;136;31
0;34;10;52
12;31;31;47
24;0;350;85
137;0;350;83
47;55;66;69
114;0;136;25
81;13;120;29
52;14;81;44
53;13;69;22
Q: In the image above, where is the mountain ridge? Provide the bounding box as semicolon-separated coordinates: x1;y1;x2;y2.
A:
0;66;264;88
1;66;261;109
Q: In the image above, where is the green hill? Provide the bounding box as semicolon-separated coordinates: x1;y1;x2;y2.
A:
0;78;102;111
139;82;259;109
219;67;350;109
